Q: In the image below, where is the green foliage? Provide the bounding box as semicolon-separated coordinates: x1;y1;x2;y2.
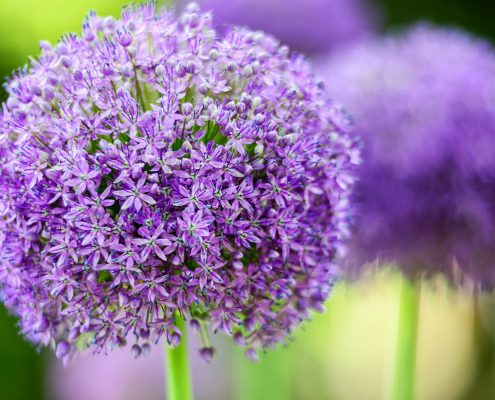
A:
0;306;45;400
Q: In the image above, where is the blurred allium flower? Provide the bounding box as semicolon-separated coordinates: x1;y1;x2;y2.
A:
194;0;375;55
50;338;232;400
316;25;495;285
0;3;359;363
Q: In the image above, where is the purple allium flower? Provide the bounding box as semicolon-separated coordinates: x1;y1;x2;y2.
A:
193;0;376;55
316;24;495;285
0;2;359;362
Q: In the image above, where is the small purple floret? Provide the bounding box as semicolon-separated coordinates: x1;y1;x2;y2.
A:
199;347;215;363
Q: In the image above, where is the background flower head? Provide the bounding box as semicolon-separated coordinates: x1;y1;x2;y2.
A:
0;2;359;363
192;0;376;55
316;24;495;286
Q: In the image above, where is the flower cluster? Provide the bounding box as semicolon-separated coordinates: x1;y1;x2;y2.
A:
0;3;359;362
317;25;495;285
194;0;375;55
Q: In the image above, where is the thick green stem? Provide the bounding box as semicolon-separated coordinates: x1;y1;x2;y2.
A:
391;277;420;400
166;315;194;400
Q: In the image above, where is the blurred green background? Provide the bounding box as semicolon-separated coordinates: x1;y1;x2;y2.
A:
379;0;495;43
1;1;495;399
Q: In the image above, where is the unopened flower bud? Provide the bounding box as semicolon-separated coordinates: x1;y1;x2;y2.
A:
181;102;193;116
141;343;151;357
190;319;200;332
199;347;215;363
131;344;141;359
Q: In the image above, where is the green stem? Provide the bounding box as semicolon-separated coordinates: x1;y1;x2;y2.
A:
166;314;194;400
391;277;420;400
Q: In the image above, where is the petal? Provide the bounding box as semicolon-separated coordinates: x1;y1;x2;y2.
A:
121;196;135;210
113;190;132;197
135;197;142;211
140;194;156;205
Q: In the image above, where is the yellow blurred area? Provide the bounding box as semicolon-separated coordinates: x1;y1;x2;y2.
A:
290;269;478;400
416;279;476;400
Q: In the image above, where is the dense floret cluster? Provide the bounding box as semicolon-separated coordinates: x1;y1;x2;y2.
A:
317;25;495;285
0;3;359;362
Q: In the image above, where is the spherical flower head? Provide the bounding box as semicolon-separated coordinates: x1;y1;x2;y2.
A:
316;24;495;285
193;0;376;55
0;2;359;362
